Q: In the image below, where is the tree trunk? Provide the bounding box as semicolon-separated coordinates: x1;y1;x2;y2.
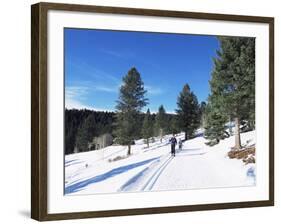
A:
147;138;149;148
229;116;233;135
160;129;163;143
127;144;131;155
234;117;242;150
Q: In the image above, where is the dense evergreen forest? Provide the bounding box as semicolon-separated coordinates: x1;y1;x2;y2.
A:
65;109;179;155
65;110;115;154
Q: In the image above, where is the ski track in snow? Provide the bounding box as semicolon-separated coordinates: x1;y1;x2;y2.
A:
141;155;174;191
65;131;256;195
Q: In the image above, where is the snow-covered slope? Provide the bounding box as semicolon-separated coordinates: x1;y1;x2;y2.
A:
65;131;256;195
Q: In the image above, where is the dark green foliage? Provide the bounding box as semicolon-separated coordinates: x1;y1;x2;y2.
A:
210;37;255;121
65;109;163;155
206;37;255;149
176;84;200;140
199;101;207;114
199;101;207;127
204;98;228;145
75;113;96;152
134;112;147;140
155;105;168;142
116;68;148;112
115;67;148;155
170;115;180;135
65;109;115;154
65;109;90;155
65;110;179;155
114;111;138;146
142;109;153;147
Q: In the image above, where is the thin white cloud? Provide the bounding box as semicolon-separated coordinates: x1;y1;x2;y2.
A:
65;98;113;111
66;83;119;95
65;86;89;99
149;109;176;115
65;85;115;111
101;48;135;59
67;58;119;83
145;85;164;95
166;110;177;115
89;67;120;83
65;86;93;110
93;85;119;93
65;98;94;110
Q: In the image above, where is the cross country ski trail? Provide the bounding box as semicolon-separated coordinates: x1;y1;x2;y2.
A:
65;131;256;195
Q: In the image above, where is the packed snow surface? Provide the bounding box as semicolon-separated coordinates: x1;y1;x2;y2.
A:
65;131;256;195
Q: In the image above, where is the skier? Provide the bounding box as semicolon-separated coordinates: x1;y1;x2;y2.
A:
179;139;183;150
170;134;177;157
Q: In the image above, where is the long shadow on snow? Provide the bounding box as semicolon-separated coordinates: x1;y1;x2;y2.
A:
65;161;84;167
195;132;204;138
65;157;160;194
65;159;77;165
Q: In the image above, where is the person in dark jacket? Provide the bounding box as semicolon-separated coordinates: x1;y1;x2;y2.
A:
179;139;183;150
170;135;177;157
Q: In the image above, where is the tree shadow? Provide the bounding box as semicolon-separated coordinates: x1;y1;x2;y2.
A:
65;156;160;194
65;161;84;167
65;159;77;165
195;132;204;138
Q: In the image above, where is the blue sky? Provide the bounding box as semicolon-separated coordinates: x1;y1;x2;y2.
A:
65;28;219;113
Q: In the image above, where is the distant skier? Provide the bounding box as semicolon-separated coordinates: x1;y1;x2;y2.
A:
179;139;183;150
170;135;177;157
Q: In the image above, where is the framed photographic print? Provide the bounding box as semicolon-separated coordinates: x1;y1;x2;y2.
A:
31;2;274;221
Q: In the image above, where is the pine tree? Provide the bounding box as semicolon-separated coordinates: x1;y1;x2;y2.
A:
209;37;255;150
204;97;228;146
155;105;167;143
176;84;200;140
115;67;148;155
170;115;180;135
199;101;207;127
239;38;255;130
75;113;96;152
142;109;153;147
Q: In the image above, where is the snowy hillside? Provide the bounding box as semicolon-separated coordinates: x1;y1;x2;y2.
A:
65;131;256;195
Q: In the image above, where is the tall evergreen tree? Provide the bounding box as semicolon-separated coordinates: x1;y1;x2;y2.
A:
176;84;200;140
142;109;153;147
115;67;148;155
75;113;96;152
209;37;255;150
155;105;167;143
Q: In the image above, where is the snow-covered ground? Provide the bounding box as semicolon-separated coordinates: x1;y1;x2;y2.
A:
65;131;256;195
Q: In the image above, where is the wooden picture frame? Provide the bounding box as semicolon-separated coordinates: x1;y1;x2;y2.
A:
31;2;274;221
